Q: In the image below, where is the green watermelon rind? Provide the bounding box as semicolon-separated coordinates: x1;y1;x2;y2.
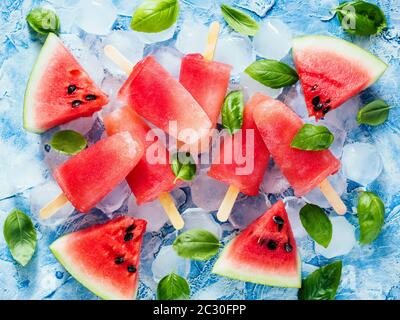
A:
212;241;302;289
23;33;61;133
50;235;138;301
293;35;388;86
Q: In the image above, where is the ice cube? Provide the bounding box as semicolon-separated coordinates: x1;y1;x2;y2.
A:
192;278;245;300
59;114;96;135
283;83;308;119
150;46;183;79
229;194;270;230
175;19;209;55
135;24;177;44
151;245;191;283
253;19;293;60
284;197;308;239
261;164;290;195
310;0;339;21
191;174;229;212
181;208;222;239
43;143;70;172
236;0;275;17
113;0;140;16
215;34;256;74
182;0;213;9
315;216;356;258
342;143;383;186
96;181;130;215
76;0;117;35
240;73;283;100
100;30;144;76
324;96;362;131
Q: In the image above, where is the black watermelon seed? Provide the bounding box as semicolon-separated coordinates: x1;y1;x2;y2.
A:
126;224;136;233
322;106;331;115
312;96;321;106
85;94;97;101
115;257;125;265
314;104;324;112
124;233;134;242
72;100;82;108
284;243;293;253
127;265;137;273
311;84;318;92
325;99;332;104
44;144;51;152
67;85;77;95
267;240;278;250
273;216;284;225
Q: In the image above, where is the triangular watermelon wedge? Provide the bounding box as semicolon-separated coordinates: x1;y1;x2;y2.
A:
24;33;109;133
213;201;301;288
50;216;147;300
293;35;387;119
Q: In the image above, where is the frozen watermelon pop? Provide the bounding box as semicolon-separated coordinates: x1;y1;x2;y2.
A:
208;94;271;222
40;132;144;218
253;96;346;215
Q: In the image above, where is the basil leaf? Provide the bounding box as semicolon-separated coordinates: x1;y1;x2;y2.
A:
171;152;197;183
50;130;88;155
3;210;37;266
333;1;387;36
357;191;385;244
245;60;299;89
131;0;179;33
222;91;245;135
26;7;60;35
298;261;342;300
221;4;259;36
173;229;221;261
157;273;190;300
291;124;334;151
300;204;332;248
357;99;390;126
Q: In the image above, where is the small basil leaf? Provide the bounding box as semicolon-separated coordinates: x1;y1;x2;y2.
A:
157;273;190;300
171;152;197;183
222;91;245;135
333;1;387;36
50;130;88;155
357;191;385;244
300;204;332;248
3;210;37;266
357;99;390;126
291;124;334;151
245;60;299;89
298;261;342;300
173;229;221;261
26;7;60;35
221;4;259;36
131;0;179;33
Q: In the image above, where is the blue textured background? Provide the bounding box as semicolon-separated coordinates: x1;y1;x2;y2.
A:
1;0;400;300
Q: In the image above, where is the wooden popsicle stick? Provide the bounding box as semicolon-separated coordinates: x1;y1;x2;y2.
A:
319;179;347;215
204;21;220;62
105;45;185;230
217;185;240;222
40;193;69;220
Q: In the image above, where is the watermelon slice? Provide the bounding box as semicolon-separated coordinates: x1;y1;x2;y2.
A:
293;35;387;119
24;33;109;133
50;216;147;300
213;201;301;288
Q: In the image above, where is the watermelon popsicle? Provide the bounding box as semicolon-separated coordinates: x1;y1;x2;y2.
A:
208;94;271;222
253;97;346;215
40;132;144;218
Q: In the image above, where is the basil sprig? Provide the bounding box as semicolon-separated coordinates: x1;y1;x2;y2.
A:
173;229;221;261
131;0;179;33
357;191;385;244
333;1;387;36
221;4;259;36
50;130;88;155
245;60;299;89
26;7;60;35
157;273;190;300
3;210;37;266
222;91;245;135
357;99;390;126
298;261;342;300
171;152;197;183
291;124;334;151
300;204;332;248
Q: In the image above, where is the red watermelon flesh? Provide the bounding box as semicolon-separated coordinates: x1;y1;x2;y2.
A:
208;93;270;196
54;132;144;212
213;201;301;288
24;33;109;133
293;35;387;119
50;216;147;300
103;107;178;205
